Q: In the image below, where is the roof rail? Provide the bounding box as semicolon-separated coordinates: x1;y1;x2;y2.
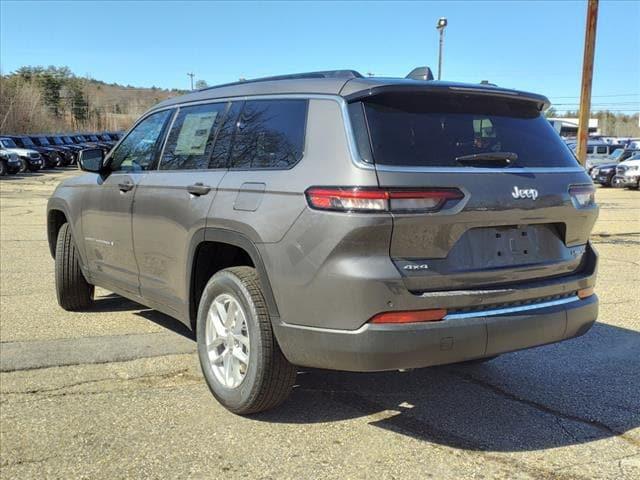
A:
198;70;364;91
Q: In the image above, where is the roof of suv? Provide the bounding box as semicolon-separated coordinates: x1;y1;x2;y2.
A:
152;70;550;111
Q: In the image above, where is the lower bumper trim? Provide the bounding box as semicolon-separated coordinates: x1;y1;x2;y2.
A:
444;295;579;320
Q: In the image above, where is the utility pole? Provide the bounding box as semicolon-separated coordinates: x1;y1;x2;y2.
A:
187;72;195;91
436;17;448;81
576;0;599;166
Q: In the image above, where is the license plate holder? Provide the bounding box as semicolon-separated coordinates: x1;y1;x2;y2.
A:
494;227;534;264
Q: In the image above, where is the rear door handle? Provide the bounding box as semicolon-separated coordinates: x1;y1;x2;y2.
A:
187;183;211;196
118;181;134;192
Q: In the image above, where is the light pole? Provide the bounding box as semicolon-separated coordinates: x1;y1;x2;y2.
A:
436;17;448;81
187;72;195;90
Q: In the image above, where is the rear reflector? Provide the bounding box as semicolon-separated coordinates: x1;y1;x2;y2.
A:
370;309;447;324
578;287;594;299
305;187;463;213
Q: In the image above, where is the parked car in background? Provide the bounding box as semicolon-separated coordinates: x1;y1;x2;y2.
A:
0;148;22;175
82;133;113;153
71;134;102;150
97;133;116;148
568;141;625;173
61;135;84;150
30;135;72;166
590;148;640;186
613;154;640;189
0;137;43;172
46;135;81;164
591;163;618;187
6;135;59;169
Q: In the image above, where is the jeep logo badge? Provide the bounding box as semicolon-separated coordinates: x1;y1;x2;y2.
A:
512;186;539;200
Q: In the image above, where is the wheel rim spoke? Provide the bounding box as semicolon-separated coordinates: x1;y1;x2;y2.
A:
232;346;249;366
205;293;251;389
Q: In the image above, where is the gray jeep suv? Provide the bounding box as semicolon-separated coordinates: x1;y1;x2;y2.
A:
47;68;599;414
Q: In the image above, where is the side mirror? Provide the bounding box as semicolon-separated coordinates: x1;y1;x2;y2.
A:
78;148;105;173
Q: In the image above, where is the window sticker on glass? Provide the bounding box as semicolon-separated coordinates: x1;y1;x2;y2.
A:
174;112;218;156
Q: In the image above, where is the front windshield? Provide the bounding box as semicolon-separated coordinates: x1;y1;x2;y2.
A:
1;139;18;148
610;149;624;160
63;136;74;143
37;137;50;145
21;137;35;146
51;137;63;145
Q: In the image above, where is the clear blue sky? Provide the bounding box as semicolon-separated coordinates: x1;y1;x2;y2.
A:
1;0;638;112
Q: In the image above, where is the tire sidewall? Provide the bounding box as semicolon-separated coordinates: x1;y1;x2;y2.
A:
196;271;265;412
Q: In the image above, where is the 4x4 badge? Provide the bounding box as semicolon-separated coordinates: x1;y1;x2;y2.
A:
512;186;539;200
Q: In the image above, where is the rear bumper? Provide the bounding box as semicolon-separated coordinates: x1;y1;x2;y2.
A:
274;294;598;371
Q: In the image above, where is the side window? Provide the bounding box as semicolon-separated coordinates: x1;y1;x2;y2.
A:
109;110;173;172
586;146;594;154
229;99;307;169
596;146;607;154
209;101;243;169
160;103;228;170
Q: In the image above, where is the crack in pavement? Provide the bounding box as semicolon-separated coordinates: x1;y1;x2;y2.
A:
1;367;194;396
448;369;640;448
305;383;595;480
1;370;203;405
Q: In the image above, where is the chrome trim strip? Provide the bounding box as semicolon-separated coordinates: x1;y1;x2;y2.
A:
373;165;586;174
444;296;580;320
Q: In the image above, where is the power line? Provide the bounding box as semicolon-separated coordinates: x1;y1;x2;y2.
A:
553;101;640;106
551;93;639;99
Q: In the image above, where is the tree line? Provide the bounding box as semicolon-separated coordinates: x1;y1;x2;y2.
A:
545;108;640;137
0;66;181;134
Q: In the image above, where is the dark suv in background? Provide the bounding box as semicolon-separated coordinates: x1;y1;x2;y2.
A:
7;135;60;168
46;135;81;165
48;67;599;414
30;135;72;166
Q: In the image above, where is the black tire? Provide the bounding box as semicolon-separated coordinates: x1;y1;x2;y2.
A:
0;161;6;176
55;223;94;311
196;266;297;414
18;158;28;173
28;164;40;172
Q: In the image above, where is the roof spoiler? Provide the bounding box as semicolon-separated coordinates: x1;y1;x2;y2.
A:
406;67;434;81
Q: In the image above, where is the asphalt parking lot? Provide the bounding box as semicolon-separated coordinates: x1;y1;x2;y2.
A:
1;169;638;479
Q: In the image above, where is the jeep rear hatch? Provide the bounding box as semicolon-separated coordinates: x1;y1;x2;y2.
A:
348;90;598;291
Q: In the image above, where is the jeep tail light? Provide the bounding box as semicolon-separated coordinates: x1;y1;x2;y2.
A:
305;187;463;213
569;185;596;208
578;287;594;299
370;309;448;324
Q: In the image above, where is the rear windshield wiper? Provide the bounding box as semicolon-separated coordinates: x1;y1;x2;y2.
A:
455;152;518;166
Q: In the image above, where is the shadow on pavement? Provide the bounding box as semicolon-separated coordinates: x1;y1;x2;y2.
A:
256;323;640;453
92;293;195;340
89;292;639;452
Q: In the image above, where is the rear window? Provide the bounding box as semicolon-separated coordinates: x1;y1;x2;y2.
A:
352;92;579;168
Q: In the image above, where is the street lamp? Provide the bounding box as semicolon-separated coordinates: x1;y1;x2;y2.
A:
436;17;448;80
